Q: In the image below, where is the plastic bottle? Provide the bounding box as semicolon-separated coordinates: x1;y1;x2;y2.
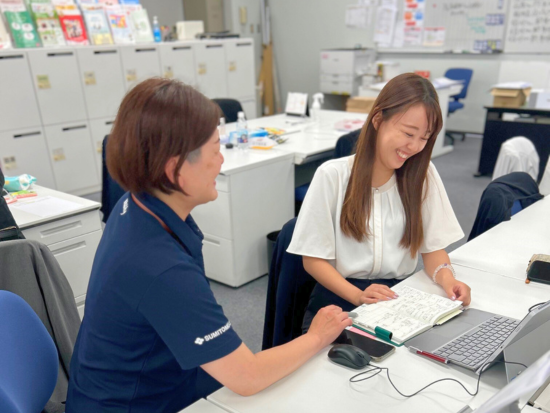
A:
236;111;249;150
153;16;162;43
218;117;228;144
311;93;324;126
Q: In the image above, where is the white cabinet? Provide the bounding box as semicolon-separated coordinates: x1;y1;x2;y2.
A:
194;42;228;98
44;122;99;195
0;51;42;132
76;46;126;120
159;43;197;86
225;40;255;100
240;98;257;120
27;49;88;125
89;117;115;181
319;48;376;96
192;156;294;287
0;127;56;189
119;45;162;90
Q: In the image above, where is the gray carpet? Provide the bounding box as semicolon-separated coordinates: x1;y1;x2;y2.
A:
83;136;492;354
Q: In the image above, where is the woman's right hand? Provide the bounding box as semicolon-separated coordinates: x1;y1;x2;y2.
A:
307;305;352;348
357;284;398;305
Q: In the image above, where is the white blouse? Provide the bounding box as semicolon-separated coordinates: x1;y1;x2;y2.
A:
287;155;464;280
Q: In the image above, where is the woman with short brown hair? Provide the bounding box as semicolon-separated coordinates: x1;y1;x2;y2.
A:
287;73;472;331
66;78;352;413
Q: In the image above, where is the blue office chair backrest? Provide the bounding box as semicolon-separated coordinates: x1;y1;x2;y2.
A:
444;68;473;100
0;290;58;413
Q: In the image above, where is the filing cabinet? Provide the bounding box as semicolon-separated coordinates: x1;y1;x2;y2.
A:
194;41;228;99
119;45;162;90
159;42;197;86
88;117;115;180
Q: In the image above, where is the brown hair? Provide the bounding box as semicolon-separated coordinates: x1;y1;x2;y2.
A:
340;73;442;257
107;77;220;194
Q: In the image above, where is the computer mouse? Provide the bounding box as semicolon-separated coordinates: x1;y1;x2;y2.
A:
328;344;371;370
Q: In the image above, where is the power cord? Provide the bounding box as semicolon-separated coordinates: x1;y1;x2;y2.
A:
529;302;546;313
349;360;527;398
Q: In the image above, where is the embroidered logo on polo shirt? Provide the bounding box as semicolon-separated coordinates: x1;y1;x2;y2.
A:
121;199;129;216
194;321;232;345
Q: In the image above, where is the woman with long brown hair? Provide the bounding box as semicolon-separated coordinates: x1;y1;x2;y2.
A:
288;73;472;330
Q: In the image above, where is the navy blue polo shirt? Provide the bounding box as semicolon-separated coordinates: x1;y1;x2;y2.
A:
66;192;242;413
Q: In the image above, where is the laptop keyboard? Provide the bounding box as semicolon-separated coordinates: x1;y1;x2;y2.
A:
433;316;521;369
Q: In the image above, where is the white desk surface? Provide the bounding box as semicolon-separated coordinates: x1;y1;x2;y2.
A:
226;110;368;165
208;267;550;413
178;398;228;413
450;196;550;281
219;147;295;176
8;185;100;229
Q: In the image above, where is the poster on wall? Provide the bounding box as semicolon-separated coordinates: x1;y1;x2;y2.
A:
403;26;422;46
403;0;424;28
374;5;397;46
423;27;445;47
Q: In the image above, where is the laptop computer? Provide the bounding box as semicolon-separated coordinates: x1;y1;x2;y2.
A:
406;300;550;374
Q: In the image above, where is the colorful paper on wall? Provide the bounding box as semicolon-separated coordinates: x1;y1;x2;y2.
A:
403;0;424;28
105;4;133;44
82;4;113;44
374;5;397;46
403;26;422;46
0;0;26;12
423;27;445;47
29;0;65;47
0;13;11;47
4;10;41;47
56;3;88;44
131;8;152;42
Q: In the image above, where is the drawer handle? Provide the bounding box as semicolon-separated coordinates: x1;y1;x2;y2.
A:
237;43;252;47
40;220;82;237
203;237;221;246
47;52;74;57
136;48;156;53
94;50;117;55
0;54;24;60
206;44;222;48
62;125;87;132
105;121;114;126
172;46;191;51
13;131;41;138
50;241;86;256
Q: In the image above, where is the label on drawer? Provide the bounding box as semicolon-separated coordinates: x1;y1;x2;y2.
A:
228;61;236;72
198;63;207;75
52;148;66;162
37;74;51;89
164;65;174;79
2;155;17;170
126;69;137;82
84;71;97;86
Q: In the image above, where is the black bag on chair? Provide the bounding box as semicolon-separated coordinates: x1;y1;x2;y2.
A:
0;168;25;242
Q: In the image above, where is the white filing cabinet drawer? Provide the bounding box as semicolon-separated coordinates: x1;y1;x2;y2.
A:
225;40;255;99
21;209;101;246
194;42;228;99
48;229;102;302
215;175;229;192
44;122;99;193
0;127;56;189
158;43;196;86
89;117;115;180
201;234;235;285
0;51;42;132
76;47;126;120
119;45;162;90
27;49;88;125
320;50;356;75
191;191;232;240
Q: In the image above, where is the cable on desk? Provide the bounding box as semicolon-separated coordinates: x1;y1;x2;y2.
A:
529;302;546;313
349;360;527;398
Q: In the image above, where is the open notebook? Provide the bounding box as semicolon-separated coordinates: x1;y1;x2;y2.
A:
352;284;463;345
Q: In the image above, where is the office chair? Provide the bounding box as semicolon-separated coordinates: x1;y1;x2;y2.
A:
101;135;126;223
0;290;58;413
468;172;542;241
212;98;244;123
295;129;361;215
444;68;473;143
492;137;539;182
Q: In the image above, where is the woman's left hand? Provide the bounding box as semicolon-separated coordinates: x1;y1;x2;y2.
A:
440;277;471;306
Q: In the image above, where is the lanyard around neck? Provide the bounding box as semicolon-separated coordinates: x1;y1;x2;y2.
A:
131;194;173;235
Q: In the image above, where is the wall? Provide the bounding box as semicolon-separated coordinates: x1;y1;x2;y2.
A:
269;0;550;134
139;0;185;28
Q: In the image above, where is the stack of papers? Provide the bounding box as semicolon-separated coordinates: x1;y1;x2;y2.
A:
369;82;388;91
492;81;533;90
432;77;464;89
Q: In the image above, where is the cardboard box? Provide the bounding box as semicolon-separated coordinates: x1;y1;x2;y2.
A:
491;87;531;108
346;96;376;113
528;89;550;109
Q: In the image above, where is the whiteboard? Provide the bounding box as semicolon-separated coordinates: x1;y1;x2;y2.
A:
504;0;550;53
376;0;508;53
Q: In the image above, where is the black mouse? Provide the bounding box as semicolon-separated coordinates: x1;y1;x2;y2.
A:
328;344;371;369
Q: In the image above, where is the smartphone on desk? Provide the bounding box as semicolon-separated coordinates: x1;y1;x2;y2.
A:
335;328;395;362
